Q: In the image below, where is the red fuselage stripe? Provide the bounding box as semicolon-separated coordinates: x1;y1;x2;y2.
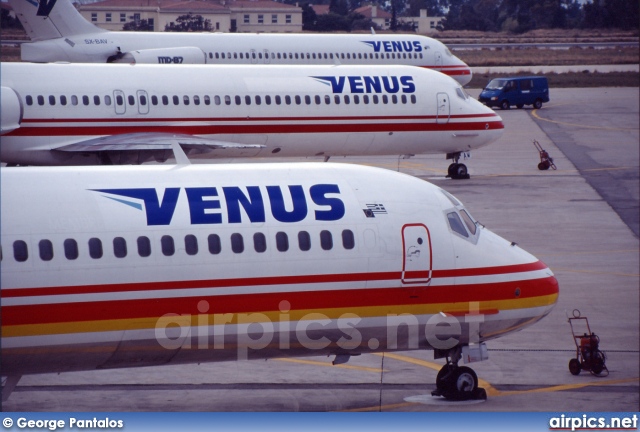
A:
2;261;548;299
7;121;504;137
2;277;558;326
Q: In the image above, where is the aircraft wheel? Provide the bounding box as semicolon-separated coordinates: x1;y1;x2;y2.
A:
501;100;510;110
569;358;581;375
448;366;478;400
435;364;454;392
453;163;469;179
533;99;543;109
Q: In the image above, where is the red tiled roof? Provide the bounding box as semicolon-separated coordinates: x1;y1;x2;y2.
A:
311;4;329;15
82;0;298;11
161;1;228;12
229;0;300;10
354;5;391;19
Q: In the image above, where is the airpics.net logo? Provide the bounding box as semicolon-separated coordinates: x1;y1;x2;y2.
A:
154;300;487;360
549;414;638;431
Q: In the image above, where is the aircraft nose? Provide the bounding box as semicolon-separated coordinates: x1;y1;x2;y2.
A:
451;54;472;86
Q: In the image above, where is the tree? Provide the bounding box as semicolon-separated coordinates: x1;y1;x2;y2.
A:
301;3;318;30
165;14;213;32
1;10;24;30
123;19;154;31
407;0;447;18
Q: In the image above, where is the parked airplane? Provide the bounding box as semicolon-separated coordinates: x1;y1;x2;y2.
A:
0;62;502;178
7;0;473;86
0;162;559;402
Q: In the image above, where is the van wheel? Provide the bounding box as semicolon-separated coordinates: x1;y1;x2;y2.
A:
533;99;542;109
516;104;524;109
501;100;510;110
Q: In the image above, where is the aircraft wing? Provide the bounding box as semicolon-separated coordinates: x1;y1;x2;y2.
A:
53;132;265;153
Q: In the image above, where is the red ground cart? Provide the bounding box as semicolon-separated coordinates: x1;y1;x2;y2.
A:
567;309;608;376
533;139;557;170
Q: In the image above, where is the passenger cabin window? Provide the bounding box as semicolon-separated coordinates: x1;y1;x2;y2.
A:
89;237;103;259
276;232;289;252
185;234;198;256
342;230;355;250
64;239;79;260
137;236;151;257
13;240;28;262
254;233;266;253
39;239;54;261
320;230;333;250
298;231;311;251
113;237;127;258
161;235;175;256
231;233;244;254
208;234;222;254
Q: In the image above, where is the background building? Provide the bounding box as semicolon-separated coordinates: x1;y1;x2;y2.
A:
77;0;302;33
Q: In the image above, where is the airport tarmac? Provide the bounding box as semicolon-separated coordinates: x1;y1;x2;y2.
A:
2;88;638;412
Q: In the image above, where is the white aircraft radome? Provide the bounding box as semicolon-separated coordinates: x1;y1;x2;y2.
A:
0;62;501;178
7;0;473;86
0;162;559;401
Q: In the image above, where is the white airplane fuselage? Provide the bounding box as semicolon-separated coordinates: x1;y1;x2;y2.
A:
0;62;502;166
7;0;471;85
21;32;473;85
1;163;558;376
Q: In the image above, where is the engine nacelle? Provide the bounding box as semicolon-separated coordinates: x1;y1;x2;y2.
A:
1;87;22;135
109;47;206;65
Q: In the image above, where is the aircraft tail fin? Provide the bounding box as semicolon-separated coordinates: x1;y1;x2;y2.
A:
9;0;106;41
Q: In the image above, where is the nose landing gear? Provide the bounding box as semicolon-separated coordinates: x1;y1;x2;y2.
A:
431;346;487;401
446;152;471;180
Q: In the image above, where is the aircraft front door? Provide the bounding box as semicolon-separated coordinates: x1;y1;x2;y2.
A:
435;51;443;67
401;223;432;285
263;49;271;64
436;92;450;124
250;49;258;64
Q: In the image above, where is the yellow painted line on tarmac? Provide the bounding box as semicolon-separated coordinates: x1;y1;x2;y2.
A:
376;352;499;396
582;166;638;173
374;352;639;399
274;357;386;373
532;108;640;132
495;377;640;397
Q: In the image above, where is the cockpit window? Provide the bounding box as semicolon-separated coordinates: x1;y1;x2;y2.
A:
447;212;469;238
460;209;477;235
455;87;470;101
486;79;507;90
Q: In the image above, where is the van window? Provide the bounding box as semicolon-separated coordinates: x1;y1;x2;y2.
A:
521;79;534;91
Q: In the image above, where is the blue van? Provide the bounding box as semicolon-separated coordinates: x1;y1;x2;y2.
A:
478;76;549;110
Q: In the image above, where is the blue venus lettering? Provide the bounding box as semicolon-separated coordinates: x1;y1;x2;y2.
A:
92;184;345;225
